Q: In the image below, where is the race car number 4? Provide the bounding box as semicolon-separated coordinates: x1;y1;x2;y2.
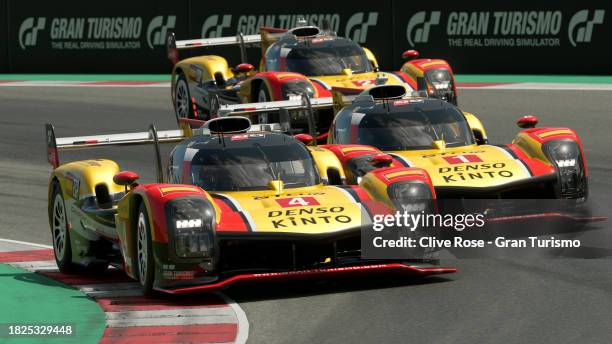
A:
276;197;320;207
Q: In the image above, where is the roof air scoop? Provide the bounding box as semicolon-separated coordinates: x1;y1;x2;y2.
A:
204;116;251;134
364;85;407;100
289;26;321;38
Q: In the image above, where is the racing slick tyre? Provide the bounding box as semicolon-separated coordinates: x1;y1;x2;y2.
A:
256;85;272;124
175;72;194;120
50;182;74;273
136;203;155;295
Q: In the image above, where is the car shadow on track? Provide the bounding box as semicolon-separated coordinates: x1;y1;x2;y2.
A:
221;275;455;304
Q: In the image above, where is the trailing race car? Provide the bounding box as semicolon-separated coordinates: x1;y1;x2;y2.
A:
166;19;456;135
45;117;455;294
217;85;589;203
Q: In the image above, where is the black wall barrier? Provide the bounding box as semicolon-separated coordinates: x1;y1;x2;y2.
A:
0;1;609;74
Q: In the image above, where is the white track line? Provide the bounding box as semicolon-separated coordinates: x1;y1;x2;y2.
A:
459;82;612;91
0;238;52;249
11;260;58;272
217;292;250;344
1;236;250;343
105;308;237;327
0;81;169;87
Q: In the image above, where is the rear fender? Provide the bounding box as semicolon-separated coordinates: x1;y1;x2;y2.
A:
172;55;234;102
307;146;346;185
463;112;488;144
320;144;405;183
49;159;122;203
362;47;380;71
240;71;316;101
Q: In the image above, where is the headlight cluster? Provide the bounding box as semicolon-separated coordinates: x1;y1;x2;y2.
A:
165;197;216;258
387;181;433;213
281;80;315;100
425;68;456;105
542;139;587;199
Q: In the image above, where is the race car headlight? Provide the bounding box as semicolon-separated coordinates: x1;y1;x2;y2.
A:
425;69;452;89
387;181;433;213
542;139;586;198
281;80;315;100
425;68;455;104
165;197;216;258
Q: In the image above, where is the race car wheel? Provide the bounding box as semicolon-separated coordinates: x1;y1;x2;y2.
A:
50;183;74;273
175;73;193;119
256;86;271;124
136;203;155;295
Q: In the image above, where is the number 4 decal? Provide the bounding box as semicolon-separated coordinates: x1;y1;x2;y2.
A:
276;197;320;207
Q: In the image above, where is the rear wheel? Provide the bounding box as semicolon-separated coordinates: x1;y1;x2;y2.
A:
136;203;155;295
175;73;194;119
50;183;74;273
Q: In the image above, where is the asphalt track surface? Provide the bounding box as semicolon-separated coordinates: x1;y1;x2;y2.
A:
0;86;611;344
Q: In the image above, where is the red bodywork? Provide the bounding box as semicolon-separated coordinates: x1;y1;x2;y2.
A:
161;263;457;293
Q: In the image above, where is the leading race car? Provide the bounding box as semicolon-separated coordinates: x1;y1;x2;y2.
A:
166;19;456;136
45;117;455;294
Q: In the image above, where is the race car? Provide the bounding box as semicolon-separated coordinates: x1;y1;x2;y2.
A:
45;117;455;294
217;85;589;203
166;19;456;135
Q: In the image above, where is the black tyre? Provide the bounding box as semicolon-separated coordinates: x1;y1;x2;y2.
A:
50;182;74;273
256;84;272;124
175;72;194;119
136;203;155;295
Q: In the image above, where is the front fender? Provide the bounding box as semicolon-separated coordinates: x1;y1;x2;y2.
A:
359;167;435;210
115;183;220;278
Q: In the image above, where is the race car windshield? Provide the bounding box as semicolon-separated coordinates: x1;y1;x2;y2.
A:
189;141;320;191
284;42;372;76
357;107;474;151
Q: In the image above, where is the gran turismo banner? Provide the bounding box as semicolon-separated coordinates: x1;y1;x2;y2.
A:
0;0;609;73
392;2;609;74
6;0;189;73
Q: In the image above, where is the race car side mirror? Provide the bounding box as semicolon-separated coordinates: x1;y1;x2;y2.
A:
401;50;419;60
517;115;539;129
113;171;140;190
234;63;255;74
294;133;314;145
370;154;394;168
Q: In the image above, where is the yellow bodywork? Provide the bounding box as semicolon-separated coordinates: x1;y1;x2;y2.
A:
310;71;406;92
50;159;122;201
389;145;531;188
216;185;364;234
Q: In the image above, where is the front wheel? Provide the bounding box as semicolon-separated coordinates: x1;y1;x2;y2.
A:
50;183;74;273
256;86;271;124
136;203;155;295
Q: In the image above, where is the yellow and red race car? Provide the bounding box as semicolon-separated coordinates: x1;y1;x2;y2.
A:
167;20;456;136
218;85;589;205
45;117;455;294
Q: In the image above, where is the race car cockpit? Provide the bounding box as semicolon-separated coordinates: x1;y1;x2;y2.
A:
171;131;320;192
331;99;475;151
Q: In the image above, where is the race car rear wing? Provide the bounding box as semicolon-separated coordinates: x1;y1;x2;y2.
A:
218;94;335;138
167;31;264;65
46;123;184;182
